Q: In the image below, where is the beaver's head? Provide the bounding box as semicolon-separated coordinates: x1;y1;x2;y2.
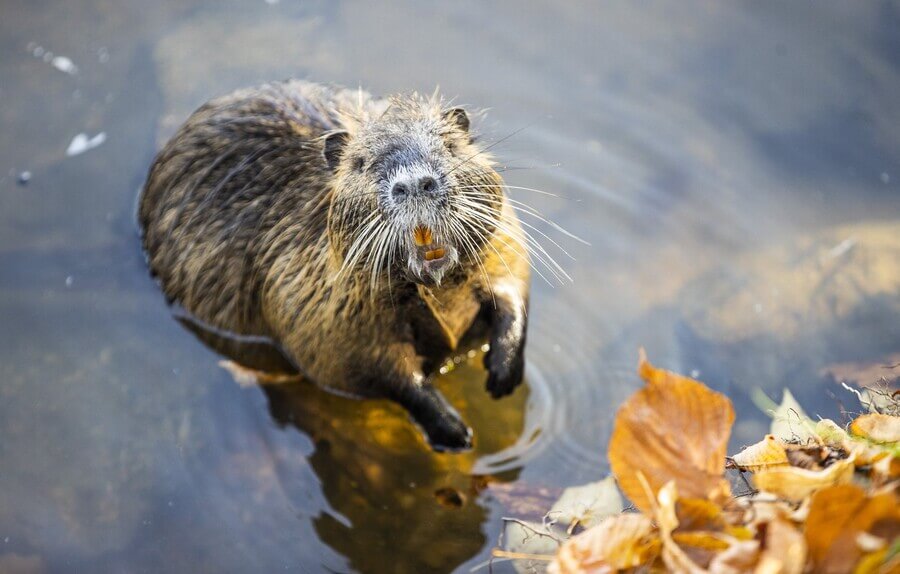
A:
325;94;503;287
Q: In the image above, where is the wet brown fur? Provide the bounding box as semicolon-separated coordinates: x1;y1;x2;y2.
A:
139;80;530;449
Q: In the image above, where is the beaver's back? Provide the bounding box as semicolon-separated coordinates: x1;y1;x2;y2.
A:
139;81;373;336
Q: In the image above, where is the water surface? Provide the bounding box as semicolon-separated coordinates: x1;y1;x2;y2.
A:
2;1;899;572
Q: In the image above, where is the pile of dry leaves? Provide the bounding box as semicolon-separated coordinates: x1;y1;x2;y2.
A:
498;350;899;573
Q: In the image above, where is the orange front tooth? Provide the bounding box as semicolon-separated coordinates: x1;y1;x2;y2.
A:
432;248;445;259
425;250;435;261
414;225;432;247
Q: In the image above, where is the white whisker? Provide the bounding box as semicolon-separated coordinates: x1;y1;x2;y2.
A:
453;199;572;283
456;195;577;261
453;202;563;286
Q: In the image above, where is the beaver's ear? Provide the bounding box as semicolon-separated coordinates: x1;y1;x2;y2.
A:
443;107;470;133
323;130;350;171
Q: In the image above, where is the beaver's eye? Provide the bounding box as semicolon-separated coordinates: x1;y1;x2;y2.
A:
351;156;365;172
445;141;457;154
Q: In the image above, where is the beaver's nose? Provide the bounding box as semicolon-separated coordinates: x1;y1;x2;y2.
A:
391;176;439;202
418;176;438;194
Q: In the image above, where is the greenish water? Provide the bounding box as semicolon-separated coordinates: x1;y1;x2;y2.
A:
1;1;899;572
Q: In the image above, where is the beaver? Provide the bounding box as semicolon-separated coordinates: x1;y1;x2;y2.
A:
139;80;530;451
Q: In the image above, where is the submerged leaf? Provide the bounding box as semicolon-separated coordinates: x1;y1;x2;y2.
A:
732;435;790;472
752;455;855;501
609;350;734;514
548;513;658;574
502;519;561;573
550;476;623;531
769;389;816;443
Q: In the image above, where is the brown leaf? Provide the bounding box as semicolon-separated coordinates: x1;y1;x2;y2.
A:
850;413;900;444
548;513;659;574
673;532;732;552
609;350;735;514
752;455;855;502
675;532;735;571
732;435;790;472
805;484;900;573
675;498;728;532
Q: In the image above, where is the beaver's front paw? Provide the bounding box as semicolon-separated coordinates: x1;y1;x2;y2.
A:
424;415;473;452
484;346;525;399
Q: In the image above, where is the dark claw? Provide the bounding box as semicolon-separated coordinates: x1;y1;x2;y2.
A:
484;347;525;399
393;383;474;452
425;419;474;453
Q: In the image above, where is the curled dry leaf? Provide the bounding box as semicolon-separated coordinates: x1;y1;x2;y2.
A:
871;454;900;482
752;455;855;501
753;518;806;574
708;540;760;574
850;413;900;444
656;481;708;574
804;483;900;573
815;418;894;470
548;513;658;574
732;435;789;472
654;481;757;574
609;350;734;515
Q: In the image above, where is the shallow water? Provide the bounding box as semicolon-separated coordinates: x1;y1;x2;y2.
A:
1;1;899;572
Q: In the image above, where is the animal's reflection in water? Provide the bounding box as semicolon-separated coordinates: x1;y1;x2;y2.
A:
178;308;528;572
240;352;527;574
191;317;528;573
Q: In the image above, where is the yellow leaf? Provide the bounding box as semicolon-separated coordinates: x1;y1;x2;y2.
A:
752;455;855;501
852;546;891;574
549;513;658;574
676;498;727;532
609;350;734;515
732;435;790;472
805;483;900;573
850;413;900;444
672;532;731;551
655;482;761;573
725;526;755;541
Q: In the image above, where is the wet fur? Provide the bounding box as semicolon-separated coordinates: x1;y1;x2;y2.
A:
139;80;530;450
